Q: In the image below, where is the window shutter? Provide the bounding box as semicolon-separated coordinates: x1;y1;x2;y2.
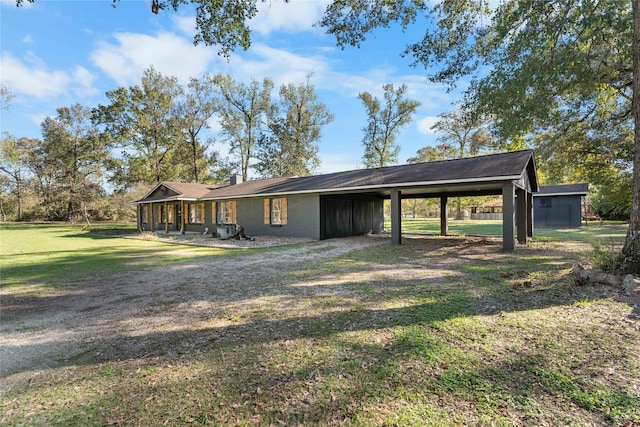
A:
211;202;216;224
232;200;237;224
282;197;288;224
264;199;270;224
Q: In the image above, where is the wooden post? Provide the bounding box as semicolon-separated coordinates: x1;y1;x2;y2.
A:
391;190;402;245
180;200;185;234
502;182;515;252
136;205;142;232
164;201;169;233
440;196;448;236
527;191;534;240
149;202;155;233
516;188;527;244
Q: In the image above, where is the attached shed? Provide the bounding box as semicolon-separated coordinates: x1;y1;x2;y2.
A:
533;183;589;228
133;150;539;252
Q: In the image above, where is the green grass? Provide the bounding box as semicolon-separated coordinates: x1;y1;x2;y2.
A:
1;223;638;426
0;222;242;289
387;218;628;243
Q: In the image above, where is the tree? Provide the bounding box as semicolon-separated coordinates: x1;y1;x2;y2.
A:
1;84;14;111
95;66;185;187
321;0;640;273
41;104;110;222
406;144;458;164
256;75;334;177
214;74;273;180
0;136;34;221
181;74;220;183
359;83;420;168
430;108;490;159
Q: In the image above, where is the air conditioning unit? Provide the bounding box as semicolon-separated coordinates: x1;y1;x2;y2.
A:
216;224;236;239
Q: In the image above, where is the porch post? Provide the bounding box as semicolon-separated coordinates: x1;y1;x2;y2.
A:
390;190;402;245
164;201;169;234
440;196;448;236
502;182;515;252
149;202;155;233
180;200;185;234
136;205;142;232
527;191;534;239
516;188;527;244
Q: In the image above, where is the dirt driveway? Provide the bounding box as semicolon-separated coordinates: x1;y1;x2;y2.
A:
1;235;388;382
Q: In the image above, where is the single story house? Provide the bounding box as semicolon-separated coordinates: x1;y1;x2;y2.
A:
133;150;539;252
533;183;590;227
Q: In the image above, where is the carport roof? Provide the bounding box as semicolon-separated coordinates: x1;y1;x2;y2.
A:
135;150;538;203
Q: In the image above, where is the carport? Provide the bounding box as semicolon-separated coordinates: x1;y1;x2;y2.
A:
314;150;538;252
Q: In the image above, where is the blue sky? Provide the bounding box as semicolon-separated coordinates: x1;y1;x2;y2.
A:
1;0;467;175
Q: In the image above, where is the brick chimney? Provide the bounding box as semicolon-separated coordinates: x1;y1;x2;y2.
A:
230;174;243;185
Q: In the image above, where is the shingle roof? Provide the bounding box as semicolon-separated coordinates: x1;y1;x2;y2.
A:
536;183;588;195
202;150;536;198
135;150;537;203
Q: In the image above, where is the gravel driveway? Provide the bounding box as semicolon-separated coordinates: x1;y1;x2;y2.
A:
1;235;387;383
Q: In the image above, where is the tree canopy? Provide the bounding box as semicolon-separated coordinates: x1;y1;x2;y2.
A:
359;83;420;168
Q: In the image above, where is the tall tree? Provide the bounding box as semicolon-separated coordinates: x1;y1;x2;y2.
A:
214;74;273;180
321;0;640;273
256;75;334;177
430;108;490;159
0;136;34;221
359;83;420;168
95;66;185;187
41;103;110;222
181;74;220;183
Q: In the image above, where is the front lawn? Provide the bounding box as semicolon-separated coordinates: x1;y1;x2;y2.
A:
1;223;638;426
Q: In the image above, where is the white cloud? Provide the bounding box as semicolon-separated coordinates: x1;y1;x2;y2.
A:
90;32;218;86
417;116;439;135
231;42;330;85
22;34;33;44
0;51;71;98
251;0;329;35
72;65;99;97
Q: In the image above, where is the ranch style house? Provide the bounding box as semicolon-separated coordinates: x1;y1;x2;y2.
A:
133;150;539;252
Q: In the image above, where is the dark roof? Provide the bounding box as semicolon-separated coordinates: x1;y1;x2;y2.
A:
134;150;537;203
203;150;537;198
535;183;588;196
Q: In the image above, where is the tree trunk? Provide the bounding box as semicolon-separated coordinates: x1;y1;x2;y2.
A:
622;0;640;274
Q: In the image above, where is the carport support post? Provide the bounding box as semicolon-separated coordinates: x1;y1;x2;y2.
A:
516;188;527;244
391;190;402;245
440;196;449;236
502;182;516;252
527;192;534;239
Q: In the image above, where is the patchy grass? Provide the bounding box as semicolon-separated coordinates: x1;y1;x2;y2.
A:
1;224;639;426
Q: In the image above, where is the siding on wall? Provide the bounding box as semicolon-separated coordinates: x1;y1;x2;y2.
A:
236;194;321;240
533;195;582;227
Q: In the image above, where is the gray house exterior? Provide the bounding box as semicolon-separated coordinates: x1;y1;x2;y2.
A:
133;150;538;252
533;183;589;228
